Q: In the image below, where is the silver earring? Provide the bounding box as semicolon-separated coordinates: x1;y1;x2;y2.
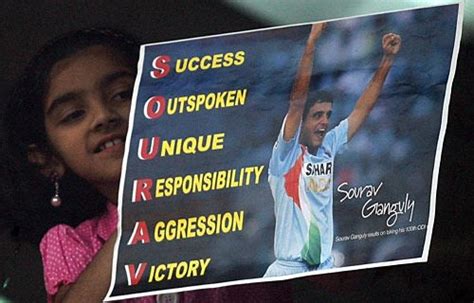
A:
50;173;62;207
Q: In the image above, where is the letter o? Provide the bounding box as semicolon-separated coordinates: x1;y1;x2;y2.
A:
144;96;166;119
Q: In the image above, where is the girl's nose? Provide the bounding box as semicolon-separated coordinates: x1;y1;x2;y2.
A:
92;101;122;131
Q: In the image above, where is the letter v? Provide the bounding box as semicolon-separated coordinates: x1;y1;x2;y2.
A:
374;182;384;196
124;263;148;286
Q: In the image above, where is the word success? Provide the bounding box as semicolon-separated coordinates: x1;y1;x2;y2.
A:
150;51;245;79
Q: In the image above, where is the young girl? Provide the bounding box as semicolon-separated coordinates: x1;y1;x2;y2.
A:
1;29;292;302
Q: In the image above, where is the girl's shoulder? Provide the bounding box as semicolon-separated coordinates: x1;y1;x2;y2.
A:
39;223;95;260
40;223;84;250
40;202;117;254
39;222;101;297
39;204;117;296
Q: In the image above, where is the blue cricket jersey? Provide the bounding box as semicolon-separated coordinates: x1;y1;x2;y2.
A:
268;116;348;265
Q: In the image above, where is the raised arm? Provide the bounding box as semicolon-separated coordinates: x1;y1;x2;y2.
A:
347;33;401;140
284;23;326;141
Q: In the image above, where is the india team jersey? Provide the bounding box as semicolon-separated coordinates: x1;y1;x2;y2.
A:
268;117;348;266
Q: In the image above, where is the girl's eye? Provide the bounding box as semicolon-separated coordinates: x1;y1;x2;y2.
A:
112;89;133;103
61;110;85;124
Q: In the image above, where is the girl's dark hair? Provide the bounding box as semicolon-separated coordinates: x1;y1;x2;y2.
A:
0;28;139;243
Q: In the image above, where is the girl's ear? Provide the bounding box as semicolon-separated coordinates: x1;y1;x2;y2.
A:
27;144;66;178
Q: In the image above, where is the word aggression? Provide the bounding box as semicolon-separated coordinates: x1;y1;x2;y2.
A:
127;211;245;244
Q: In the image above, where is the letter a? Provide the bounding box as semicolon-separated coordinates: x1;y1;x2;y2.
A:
127;221;151;245
124;263;147;286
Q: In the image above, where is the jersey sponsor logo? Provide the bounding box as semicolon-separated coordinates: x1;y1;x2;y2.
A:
303;161;332;177
307;177;331;192
304;161;332;193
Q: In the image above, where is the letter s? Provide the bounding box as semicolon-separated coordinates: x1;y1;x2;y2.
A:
234;51;245;66
150;55;171;79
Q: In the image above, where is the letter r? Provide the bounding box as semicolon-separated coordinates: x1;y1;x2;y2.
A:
132;179;153;202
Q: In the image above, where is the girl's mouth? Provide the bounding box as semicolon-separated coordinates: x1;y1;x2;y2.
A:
95;137;125;153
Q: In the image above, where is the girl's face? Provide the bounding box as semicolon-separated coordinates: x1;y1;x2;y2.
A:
43;45;135;199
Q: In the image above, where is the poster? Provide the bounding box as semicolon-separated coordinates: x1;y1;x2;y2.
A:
107;3;463;300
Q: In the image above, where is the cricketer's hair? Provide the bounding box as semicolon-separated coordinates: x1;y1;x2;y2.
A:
0;28;140;243
302;90;334;121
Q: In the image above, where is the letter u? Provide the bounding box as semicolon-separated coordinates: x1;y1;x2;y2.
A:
138;137;161;160
197;135;212;152
175;58;188;73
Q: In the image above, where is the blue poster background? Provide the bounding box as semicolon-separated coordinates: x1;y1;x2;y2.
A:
109;4;459;298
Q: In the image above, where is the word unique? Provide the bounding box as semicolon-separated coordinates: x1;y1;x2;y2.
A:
138;133;225;160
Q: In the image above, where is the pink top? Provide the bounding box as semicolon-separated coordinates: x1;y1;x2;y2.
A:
40;203;292;302
39;203;154;302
